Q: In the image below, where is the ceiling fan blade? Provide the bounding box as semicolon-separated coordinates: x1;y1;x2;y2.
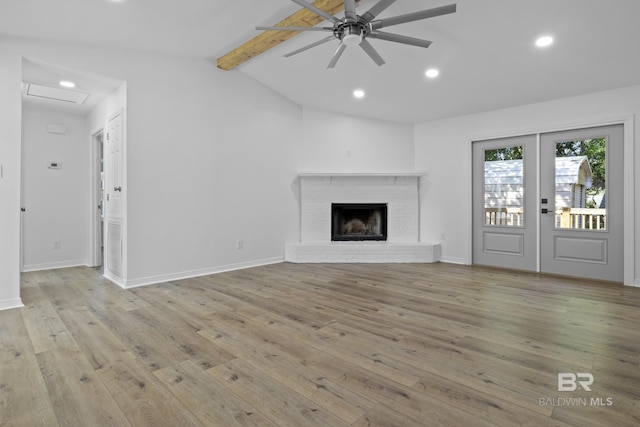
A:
370;3;456;30
290;0;341;24
368;31;432;48
360;0;396;23
344;0;357;21
327;43;347;68
359;39;385;66
256;26;333;32
284;35;336;57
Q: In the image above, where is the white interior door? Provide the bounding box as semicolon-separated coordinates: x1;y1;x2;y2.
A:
105;111;124;279
472;135;537;271
106;112;123;219
540;125;624;282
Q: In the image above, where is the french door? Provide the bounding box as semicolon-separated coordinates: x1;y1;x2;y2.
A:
473;125;624;282
472;135;537;271
539;125;623;282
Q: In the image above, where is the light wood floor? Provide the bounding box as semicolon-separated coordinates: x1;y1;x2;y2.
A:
2;263;640;426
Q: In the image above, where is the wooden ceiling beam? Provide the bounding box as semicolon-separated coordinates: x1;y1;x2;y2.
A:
217;0;360;71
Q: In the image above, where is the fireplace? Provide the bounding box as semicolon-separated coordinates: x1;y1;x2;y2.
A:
331;203;387;241
285;173;440;263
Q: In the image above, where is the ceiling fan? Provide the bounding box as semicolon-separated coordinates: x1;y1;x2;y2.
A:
256;0;457;68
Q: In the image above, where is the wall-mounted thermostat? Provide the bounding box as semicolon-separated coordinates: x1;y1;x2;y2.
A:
48;161;62;169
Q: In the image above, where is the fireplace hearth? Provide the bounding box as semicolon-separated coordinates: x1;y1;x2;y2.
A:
331;203;387;241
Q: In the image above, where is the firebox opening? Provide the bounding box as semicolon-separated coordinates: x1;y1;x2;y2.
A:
331;203;388;241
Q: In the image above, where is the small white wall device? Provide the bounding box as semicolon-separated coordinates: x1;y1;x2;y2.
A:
48;161;62;169
47;123;67;134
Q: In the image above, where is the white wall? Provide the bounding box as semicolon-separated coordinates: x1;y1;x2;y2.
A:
122;56;303;287
415;84;638;284
21;107;89;271
0;40;23;310
298;107;414;173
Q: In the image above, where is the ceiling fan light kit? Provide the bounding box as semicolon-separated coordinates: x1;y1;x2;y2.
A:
341;24;364;46
256;0;457;68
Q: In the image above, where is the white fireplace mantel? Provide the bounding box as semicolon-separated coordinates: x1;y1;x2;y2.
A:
297;172;424;177
297;172;424;183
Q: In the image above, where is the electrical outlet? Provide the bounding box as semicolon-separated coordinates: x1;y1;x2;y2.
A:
236;240;243;249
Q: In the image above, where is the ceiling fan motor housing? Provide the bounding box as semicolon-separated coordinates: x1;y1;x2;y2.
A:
334;21;370;46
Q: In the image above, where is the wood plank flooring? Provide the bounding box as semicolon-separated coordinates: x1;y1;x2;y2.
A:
2;262;640;426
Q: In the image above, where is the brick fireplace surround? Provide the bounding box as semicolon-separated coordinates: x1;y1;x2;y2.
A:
285;173;441;263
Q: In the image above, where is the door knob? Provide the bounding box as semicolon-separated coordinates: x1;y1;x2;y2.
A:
114;186;122;192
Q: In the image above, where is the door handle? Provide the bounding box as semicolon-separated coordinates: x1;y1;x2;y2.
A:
114;186;122;192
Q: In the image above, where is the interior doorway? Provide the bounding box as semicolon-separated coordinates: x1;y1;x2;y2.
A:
20;57;125;281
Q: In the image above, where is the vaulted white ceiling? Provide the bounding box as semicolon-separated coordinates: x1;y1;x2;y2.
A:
4;0;640;123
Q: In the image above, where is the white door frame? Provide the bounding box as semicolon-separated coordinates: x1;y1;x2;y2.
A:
89;128;104;267
467;114;635;286
103;109;126;287
19;126;25;272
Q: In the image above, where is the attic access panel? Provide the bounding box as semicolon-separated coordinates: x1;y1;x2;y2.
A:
23;83;89;104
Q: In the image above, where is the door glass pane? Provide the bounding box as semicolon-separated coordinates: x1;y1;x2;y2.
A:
555;138;606;230
484;146;524;226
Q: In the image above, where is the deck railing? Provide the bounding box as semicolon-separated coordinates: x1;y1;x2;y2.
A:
484;208;523;226
556;207;606;230
485;207;606;230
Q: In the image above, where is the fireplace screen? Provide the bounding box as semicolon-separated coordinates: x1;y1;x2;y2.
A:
331;203;388;241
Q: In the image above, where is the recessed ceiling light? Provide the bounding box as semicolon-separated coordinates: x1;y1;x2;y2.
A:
425;68;440;78
59;81;76;88
353;89;365;99
535;36;554;48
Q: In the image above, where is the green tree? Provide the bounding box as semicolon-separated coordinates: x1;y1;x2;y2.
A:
484;145;523;161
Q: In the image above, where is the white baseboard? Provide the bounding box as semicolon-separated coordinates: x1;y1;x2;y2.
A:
22;259;88;272
120;257;284;289
0;298;24;311
104;271;127;289
440;256;468;265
